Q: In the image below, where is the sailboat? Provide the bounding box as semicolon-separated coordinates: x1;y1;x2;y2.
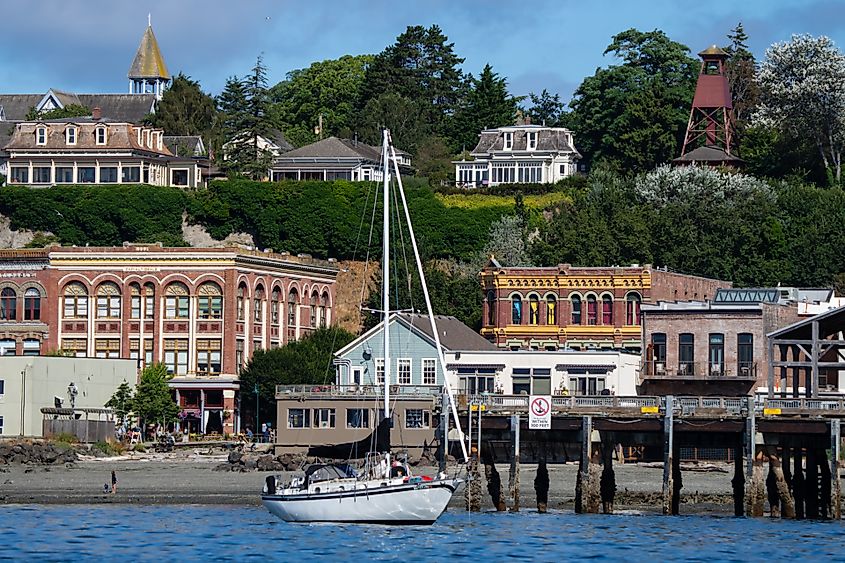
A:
261;129;467;524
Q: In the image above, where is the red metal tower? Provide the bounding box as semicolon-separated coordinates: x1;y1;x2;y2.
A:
675;45;740;166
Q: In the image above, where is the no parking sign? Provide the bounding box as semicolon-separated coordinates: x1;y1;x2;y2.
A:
529;395;551;430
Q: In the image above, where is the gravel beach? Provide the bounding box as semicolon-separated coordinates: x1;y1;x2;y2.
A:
0;448;737;513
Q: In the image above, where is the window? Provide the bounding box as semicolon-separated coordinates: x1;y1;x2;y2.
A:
10;167;28;184
22;287;40;321
254;286;265;322
66;127;77;145
171;169;189;186
486;290;496;326
197;282;222;319
652;333;667;364
375;358;385;385
165;283;189;318
22;339;40;356
527;131;537;150
313;408;336;429
32;167;51;184
601;295;613;325
351;367;363;386
709;333;724;376
679;333;695;375
95;127;107;145
95;338;120;358
528;294;539;325
571;295;582;325
532;368;552;395
196;340;222;376
144;283;155;319
503;132;513;150
0;380;4;394
626;293;642;325
237;284;246;321
287;289;298;326
55;167;74;183
271;288;281;324
78;167;95;183
96;283;121;318
122;166;140;183
738;333;754;376
63;282;88;318
319;293;328;327
405;409;430;429
346;408;370;429
36;127;46;145
130;284;141;319
397;358;411;385
253;339;263;353
587;295;598;325
0;288;16;320
546;295;557;325
288;408;310;429
164;339;189;375
511;295;522;325
422;359;436;385
513;368;531;394
129;339;154;367
568;372;606;396
236;340;245;374
0;340;15;356
61;338;87;357
100;167;118;183
0;416;4;434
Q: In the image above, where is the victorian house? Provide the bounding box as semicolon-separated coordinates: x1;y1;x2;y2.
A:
269;136;412;182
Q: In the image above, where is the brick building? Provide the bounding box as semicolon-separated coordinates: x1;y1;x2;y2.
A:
480;261;728;351
0;244;338;434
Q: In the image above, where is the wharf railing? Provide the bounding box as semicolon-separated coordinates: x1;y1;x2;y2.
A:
275;384;441;399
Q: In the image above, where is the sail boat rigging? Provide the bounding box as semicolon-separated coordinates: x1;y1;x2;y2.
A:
261;130;465;524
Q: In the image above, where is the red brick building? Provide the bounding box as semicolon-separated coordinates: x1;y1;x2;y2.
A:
0;244;338;434
480;261;728;351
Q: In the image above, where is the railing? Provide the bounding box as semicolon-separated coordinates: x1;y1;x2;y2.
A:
465;394;663;413
275;384;441;398
640;360;759;380
765;398;845;412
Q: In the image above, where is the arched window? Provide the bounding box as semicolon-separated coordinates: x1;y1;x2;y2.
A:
528;294;540;325
24;287;41;321
63;282;88;319
570;295;581;325
144;283;155;319
96;282;121;318
0;288;16;320
601;295;613;325
288;288;299;326
129;283;142;319
319;292;329;327
586;295;598;325
237;283;247;321
546;295;557;325
626;292;642;325
486;290;496;326
270;287;281;325
511;295;522;325
198;282;223;319
164;282;189;319
254;285;265;322
310;290;319;328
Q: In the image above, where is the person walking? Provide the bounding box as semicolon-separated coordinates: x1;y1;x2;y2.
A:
111;470;118;495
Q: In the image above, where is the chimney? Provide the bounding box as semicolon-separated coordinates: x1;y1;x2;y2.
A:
524;115;531;125
92;107;102;120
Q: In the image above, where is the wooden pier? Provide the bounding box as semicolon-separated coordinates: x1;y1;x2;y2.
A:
455;394;843;519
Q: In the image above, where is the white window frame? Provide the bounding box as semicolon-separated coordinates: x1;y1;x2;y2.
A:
36;127;47;146
405;409;430;429
287;408;310;429
503;132;513;150
527;131;537;150
397;358;411;385
346;408;370;429
312;408;336;429
351;367;363;386
375;358;385;385
95;127;107;145
421;358;437;385
66;127;77;145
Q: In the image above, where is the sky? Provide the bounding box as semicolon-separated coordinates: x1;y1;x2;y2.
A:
1;0;844;103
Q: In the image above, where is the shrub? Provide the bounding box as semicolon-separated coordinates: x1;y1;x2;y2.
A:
53;432;78;445
93;441;124;456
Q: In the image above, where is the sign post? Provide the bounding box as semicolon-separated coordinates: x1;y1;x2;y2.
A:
529;395;551;430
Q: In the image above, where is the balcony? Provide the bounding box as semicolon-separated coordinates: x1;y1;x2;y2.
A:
275;384;441;400
640;360;759;381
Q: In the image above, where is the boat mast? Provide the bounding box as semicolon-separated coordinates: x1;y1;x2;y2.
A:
386;133;469;463
381;129;391;422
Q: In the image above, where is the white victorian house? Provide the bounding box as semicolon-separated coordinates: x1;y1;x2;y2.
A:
454;124;581;188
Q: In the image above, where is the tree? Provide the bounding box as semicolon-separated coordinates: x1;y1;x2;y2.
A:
756;34;845;186
357;92;432;153
105;380;133;426
723;23;760;150
25;104;90;120
525;89;566;126
359;25;466;143
414;136;454;186
238;327;356;429
131;363;179;429
451;64;521;151
271;55;372;147
150;73;217;145
568;29;698;171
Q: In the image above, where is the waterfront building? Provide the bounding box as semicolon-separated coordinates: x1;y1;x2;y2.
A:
453;122;581;188
480;260;728;352
0;244;339;434
269;136;412;182
639;288;838;396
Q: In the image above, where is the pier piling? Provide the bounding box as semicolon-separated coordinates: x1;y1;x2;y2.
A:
535;459;549;513
508;415;520;512
483;450;506;511
831;419;841;519
575;415;601;513
662;396;674;515
793;448;805;519
600;437;616;514
731;443;744;516
465;446;482;512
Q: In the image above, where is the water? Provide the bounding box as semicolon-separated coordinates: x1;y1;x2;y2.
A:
1;505;843;561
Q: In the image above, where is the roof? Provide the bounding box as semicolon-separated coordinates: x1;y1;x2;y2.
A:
399;313;497;351
471;126;580;157
768;304;845;341
714;288;780;304
164;135;205;157
674;145;743;164
128;25;170;79
0;94;43;121
5;121;172;156
277;136;383;161
266;129;294;153
77;94;156;123
699;45;730;58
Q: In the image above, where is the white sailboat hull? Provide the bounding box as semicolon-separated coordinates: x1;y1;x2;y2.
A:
262;479;460;524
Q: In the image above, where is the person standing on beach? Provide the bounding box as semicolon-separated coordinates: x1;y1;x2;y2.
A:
111;470;118;494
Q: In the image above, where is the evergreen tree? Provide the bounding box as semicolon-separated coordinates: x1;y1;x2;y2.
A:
525;89;566;126
105;380;133;426
131;363;179;429
150;73;217;147
451;64;521;151
723;23;759;150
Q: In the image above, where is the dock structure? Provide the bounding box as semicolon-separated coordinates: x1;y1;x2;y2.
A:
456;394;844;519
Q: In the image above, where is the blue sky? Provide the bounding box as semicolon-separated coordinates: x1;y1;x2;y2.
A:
1;0;843;103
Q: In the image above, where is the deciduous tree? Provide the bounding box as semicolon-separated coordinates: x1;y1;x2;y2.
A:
131;363;179;429
150;73;217;145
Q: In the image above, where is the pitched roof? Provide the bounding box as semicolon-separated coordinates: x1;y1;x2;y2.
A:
76;94;156;123
128;25;170;79
278;136;382;161
471;126;581;157
266;129;294;153
0;94;43;121
398;313;496;351
164;135;205;157
673;145;743;164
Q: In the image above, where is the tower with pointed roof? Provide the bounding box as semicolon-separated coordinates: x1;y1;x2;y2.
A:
127;16;170;100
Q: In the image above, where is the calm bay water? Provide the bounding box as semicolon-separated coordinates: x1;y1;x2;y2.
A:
1;505;843;561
